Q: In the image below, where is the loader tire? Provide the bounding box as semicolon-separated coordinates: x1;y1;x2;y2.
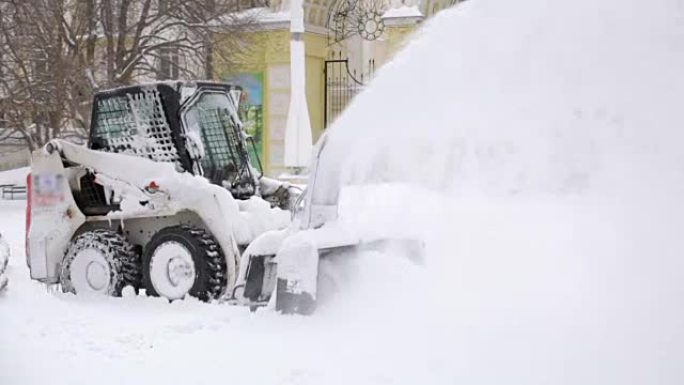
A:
142;226;227;302
60;230;141;296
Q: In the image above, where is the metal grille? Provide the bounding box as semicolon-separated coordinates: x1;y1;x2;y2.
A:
327;0;387;44
324;53;374;128
198;108;237;171
92;88;180;163
193;98;256;198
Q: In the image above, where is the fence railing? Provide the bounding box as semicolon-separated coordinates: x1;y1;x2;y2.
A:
0;184;26;200
324;52;375;128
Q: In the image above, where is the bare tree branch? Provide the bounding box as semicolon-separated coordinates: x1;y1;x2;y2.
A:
0;0;261;150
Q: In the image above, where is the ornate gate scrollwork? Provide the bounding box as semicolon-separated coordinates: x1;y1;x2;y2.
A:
327;0;387;44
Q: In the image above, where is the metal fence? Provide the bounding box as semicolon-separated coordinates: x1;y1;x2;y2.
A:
324;52;375;128
0;184;26;200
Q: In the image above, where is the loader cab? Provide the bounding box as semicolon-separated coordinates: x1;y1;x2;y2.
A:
180;89;260;198
88;81;261;200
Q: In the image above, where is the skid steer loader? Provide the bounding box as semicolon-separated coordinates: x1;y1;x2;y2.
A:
27;81;422;313
26;81;297;302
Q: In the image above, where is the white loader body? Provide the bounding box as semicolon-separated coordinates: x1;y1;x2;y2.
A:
25;81;303;304
28;140;290;292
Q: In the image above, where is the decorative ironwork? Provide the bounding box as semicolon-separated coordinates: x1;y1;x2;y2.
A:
324;52;375;128
327;0;387;44
357;10;385;40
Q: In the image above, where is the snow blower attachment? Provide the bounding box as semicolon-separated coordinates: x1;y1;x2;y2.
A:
233;132;426;314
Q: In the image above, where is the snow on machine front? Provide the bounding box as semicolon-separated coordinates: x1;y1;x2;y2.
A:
233;132;425;314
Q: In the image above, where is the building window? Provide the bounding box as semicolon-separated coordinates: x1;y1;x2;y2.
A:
158;47;179;80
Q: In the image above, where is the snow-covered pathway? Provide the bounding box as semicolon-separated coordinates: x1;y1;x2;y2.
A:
0;199;449;385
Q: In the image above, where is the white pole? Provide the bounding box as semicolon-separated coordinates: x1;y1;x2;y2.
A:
283;0;313;171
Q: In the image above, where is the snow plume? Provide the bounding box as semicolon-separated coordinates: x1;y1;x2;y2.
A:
319;0;684;383
325;0;684;198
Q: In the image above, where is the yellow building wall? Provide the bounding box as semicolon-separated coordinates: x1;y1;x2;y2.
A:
215;29;328;176
385;25;420;61
215;30;285;175
214;20;419;176
304;33;328;143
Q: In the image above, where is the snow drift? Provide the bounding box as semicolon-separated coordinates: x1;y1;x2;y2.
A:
0;166;28;187
321;0;684;383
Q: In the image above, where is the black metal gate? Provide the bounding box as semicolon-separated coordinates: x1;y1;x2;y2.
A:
324;53;374;128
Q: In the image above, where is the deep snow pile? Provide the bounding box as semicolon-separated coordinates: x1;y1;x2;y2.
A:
0;166;28;186
2;0;684;384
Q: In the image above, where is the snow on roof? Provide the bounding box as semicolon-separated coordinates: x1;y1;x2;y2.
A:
382;5;424;19
208;7;290;27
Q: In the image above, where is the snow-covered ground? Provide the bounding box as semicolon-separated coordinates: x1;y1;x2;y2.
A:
0;166;28;186
0;197;450;385
3;0;684;384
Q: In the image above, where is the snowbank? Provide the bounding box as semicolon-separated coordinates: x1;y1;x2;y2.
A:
0;166;29;186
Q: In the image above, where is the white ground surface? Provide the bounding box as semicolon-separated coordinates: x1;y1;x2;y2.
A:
0;167;28;186
3;0;684;384
0;198;452;385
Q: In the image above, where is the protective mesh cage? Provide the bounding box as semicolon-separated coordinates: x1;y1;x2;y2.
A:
92;88;180;163
192;99;255;197
197;107;243;181
199;108;235;169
